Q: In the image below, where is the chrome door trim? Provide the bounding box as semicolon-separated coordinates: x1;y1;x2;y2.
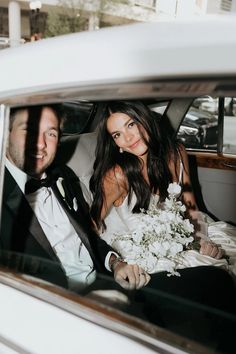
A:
0;104;9;230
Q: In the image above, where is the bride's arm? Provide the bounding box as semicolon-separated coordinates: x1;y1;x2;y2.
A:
175;146;224;259
100;168;151;289
177;144;198;213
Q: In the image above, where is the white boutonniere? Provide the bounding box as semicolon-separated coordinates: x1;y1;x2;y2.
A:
56;177;78;211
56;177;65;199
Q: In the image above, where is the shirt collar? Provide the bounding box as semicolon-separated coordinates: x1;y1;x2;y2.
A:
5;158;46;194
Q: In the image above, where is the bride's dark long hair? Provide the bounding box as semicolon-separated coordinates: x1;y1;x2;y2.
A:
90;101;180;228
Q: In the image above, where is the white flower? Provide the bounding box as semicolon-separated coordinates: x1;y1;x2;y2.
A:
56;177;65;199
167;182;181;197
132;229;145;243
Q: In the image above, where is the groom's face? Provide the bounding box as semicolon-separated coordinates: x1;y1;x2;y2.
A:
6;107;60;178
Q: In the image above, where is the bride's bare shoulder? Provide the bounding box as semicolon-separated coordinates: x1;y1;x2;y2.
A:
101;165;128;211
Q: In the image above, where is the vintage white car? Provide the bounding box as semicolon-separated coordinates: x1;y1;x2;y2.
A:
0;16;236;354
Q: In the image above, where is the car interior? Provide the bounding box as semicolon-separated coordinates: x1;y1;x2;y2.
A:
57;97;236;226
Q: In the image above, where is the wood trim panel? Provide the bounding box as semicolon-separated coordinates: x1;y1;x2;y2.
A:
188;152;236;171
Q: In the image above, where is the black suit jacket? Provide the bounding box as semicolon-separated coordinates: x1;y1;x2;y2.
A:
0;165;113;288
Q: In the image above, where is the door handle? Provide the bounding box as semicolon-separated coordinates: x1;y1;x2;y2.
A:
223;162;236;169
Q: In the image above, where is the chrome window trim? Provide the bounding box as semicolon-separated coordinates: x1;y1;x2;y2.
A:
0;334;31;354
0;104;9;231
1;77;236;108
217;97;225;154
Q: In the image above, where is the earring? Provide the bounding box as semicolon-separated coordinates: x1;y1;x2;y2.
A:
119;147;123;153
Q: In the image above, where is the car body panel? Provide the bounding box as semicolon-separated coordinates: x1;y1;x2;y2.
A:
1;17;236;104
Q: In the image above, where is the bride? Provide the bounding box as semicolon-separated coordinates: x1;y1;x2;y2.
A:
89;101;236;278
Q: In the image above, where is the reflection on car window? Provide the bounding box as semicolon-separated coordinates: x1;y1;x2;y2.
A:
178;96;236;154
62;101;95;135
0;250;68;288
177;96;218;150
0;250;235;353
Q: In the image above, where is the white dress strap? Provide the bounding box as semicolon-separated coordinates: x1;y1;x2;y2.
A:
178;158;184;185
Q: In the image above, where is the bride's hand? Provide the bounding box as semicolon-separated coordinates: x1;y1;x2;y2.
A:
199;239;224;259
113;262;151;290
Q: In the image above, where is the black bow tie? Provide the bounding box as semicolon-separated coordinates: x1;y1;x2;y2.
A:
25;176;56;195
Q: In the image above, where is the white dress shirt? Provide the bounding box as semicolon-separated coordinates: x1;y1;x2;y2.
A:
6;159;106;291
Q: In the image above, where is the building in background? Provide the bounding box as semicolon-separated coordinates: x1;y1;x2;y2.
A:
0;0;158;46
0;0;236;48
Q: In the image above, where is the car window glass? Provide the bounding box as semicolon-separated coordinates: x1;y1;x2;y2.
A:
177;96;218;151
1;98;236;353
223;97;236;154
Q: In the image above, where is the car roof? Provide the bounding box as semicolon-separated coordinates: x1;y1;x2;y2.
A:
1;16;236;105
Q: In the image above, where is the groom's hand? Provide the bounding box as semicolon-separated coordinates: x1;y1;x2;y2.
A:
113;261;151;290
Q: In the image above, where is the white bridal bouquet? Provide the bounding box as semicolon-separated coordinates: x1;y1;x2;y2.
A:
108;183;196;276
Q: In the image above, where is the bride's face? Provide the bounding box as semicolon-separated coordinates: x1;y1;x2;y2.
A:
107;112;148;158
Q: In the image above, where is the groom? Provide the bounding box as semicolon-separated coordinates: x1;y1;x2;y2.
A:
0;104;150;291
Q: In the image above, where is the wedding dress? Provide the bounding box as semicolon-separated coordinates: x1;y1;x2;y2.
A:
101;164;236;276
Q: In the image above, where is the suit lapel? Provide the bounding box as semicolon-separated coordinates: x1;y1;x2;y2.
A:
3;169;57;261
52;184;98;267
